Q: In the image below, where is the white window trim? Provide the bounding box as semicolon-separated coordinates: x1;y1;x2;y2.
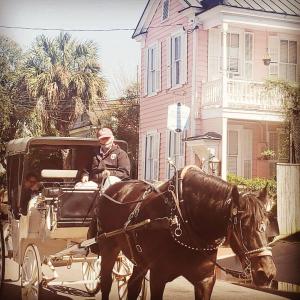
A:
220;28;244;79
244;32;254;80
161;0;170;23
147;43;157;96
171;32;182;88
143;130;160;182
269;33;299;82
165;130;185;179
279;39;298;82
170;30;186;88
227;125;243;176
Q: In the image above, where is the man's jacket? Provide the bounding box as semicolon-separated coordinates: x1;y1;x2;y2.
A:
91;144;130;182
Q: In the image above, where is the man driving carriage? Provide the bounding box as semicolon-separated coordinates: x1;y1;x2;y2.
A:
90;128;131;187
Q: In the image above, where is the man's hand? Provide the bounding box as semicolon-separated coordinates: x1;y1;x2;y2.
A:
101;170;110;178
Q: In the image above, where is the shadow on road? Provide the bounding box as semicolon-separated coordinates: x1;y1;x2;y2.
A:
1;282;89;300
47;285;93;298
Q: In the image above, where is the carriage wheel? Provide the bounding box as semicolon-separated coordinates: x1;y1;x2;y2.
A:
82;256;101;295
0;223;5;292
113;255;148;300
21;244;42;300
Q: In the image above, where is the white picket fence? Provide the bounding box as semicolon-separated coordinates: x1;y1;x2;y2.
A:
277;163;300;236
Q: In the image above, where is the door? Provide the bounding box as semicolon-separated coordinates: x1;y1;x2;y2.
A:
241;129;252;178
227;127;252;178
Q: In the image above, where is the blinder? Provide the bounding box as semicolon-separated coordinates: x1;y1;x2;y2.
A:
228;199;273;262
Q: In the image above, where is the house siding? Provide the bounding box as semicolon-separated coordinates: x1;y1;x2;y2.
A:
139;0;194;180
136;0;300;181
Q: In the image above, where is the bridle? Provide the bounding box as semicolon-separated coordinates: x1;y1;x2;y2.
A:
228;197;273;266
165;166;273;279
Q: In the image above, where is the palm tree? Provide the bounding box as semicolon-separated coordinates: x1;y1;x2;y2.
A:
21;32;106;135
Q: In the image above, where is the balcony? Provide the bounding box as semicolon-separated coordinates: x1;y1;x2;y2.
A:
201;79;283;112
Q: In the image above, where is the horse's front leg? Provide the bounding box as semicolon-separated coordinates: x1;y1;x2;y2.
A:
149;268;167;300
127;265;148;300
100;244;119;300
194;274;216;300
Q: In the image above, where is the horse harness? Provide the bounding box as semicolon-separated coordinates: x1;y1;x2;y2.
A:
99;169;273;279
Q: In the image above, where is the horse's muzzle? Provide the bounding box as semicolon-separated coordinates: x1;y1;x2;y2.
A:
252;256;276;286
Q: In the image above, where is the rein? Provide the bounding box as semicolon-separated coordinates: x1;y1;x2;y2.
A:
98;171;273;280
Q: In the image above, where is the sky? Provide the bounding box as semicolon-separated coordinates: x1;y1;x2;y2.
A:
0;0;147;98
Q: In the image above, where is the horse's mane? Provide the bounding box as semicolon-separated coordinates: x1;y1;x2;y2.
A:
181;166;233;202
180;166;266;226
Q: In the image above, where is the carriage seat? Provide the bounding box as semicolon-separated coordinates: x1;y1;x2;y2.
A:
57;190;98;228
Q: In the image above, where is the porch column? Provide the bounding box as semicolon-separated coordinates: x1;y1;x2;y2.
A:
222;23;228;108
221;117;228;180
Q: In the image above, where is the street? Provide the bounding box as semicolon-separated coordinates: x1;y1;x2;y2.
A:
2;258;289;300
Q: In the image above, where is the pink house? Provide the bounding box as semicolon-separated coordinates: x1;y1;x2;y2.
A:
132;0;300;181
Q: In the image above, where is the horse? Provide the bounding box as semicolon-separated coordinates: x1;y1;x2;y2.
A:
88;165;276;300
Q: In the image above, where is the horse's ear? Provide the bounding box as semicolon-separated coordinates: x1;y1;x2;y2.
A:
231;185;240;205
258;183;268;204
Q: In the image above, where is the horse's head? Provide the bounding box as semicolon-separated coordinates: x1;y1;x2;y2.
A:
227;185;276;286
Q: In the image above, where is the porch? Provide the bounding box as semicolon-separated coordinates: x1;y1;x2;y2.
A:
189;119;288;179
201;78;283;111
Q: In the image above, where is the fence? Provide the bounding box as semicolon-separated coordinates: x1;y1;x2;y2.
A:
277;163;300;236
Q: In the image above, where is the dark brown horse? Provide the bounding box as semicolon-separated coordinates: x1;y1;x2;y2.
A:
88;166;276;300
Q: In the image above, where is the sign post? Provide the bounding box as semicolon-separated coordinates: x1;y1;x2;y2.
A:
167;102;190;132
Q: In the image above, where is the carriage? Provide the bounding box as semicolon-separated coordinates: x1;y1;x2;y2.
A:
0;137;148;299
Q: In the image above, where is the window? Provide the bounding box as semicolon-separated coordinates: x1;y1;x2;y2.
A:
227;33;240;74
268;130;289;160
147;45;157;94
227;130;238;175
162;0;169;21
171;34;182;86
143;132;160;181
144;42;161;95
279;40;297;82
166;130;184;179
220;32;241;76
269;36;298;82
245;32;253;80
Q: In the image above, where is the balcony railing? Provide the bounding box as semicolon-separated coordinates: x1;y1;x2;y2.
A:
202;79;283;111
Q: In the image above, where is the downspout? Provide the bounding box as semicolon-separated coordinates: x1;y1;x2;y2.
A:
189;20;198;165
191;21;199;137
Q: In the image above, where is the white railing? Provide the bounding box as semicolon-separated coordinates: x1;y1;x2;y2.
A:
201;78;223;107
202;79;283;111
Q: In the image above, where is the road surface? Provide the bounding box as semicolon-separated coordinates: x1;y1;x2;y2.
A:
2;258;289;300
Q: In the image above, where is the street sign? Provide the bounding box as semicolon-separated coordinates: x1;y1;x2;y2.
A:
167;102;190;132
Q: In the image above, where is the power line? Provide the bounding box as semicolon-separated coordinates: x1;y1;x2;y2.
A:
0;24;184;32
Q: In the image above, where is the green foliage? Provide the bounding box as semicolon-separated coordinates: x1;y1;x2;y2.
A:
0;33;107;188
227;173;277;198
101;82;140;178
260;149;276;160
266;80;300;163
20;33;106;135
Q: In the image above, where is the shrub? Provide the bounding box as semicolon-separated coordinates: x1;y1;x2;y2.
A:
227;173;276;199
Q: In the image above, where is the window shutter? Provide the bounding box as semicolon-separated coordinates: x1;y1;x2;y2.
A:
144;48;148;96
153;132;161;181
165;130;171;179
140;134;147;179
208;28;221;81
181;31;188;84
244;32;253;80
156;41;162;92
166;37;172;89
268;35;279;78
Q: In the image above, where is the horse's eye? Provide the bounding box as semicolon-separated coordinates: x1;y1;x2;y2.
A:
258;221;266;232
